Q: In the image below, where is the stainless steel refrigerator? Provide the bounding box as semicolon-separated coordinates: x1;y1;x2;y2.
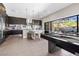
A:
0;15;5;43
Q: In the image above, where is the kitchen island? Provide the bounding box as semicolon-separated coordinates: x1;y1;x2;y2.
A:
41;33;79;55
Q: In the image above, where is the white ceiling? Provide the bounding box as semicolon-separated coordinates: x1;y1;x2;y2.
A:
3;3;72;19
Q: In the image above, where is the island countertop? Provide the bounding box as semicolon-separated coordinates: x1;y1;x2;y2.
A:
41;33;79;55
41;33;79;45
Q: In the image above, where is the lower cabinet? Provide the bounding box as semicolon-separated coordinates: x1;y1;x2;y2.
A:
0;30;23;44
7;30;22;35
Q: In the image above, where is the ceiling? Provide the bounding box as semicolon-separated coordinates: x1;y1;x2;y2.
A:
3;3;72;19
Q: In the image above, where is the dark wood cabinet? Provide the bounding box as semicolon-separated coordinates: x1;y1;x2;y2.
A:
7;16;26;24
5;30;22;35
8;30;22;35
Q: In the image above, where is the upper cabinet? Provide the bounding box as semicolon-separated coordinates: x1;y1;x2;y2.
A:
7;16;26;24
32;20;42;26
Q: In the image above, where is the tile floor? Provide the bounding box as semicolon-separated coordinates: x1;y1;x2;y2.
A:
0;35;75;56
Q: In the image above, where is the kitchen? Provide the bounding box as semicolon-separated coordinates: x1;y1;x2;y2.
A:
0;3;43;44
0;3;78;56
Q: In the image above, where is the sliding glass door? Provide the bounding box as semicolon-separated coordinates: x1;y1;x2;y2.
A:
78;16;79;35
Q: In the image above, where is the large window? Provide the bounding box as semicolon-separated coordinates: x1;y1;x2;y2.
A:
51;16;78;36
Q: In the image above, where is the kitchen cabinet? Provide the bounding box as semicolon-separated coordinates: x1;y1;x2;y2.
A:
7;16;26;24
32;20;42;26
8;30;22;35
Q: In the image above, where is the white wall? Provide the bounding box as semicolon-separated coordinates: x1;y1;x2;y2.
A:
42;3;79;30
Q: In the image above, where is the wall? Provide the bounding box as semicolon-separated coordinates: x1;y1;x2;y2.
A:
42;4;79;30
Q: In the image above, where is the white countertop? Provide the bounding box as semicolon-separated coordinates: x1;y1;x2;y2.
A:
43;34;79;45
